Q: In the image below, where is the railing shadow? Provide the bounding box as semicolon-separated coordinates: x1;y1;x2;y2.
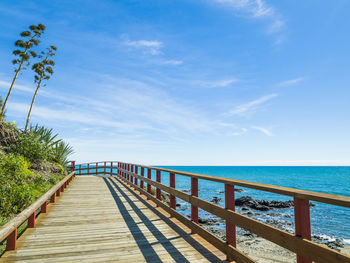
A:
103;177;224;263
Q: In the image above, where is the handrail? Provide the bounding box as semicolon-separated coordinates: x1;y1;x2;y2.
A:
73;161;350;263
0;171;75;251
74;161;350;208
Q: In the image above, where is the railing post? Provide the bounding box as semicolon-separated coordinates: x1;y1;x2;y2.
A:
96;162;98;175
56;188;60;197
127;164;130;181
6;228;17;251
170;172;176;210
140;167;144;189
70;161;75;173
147;168;152;199
28;212;36;228
156;170;161;201
79;164;82;176
225;183;236;260
191;177;198;225
104;161;106;175
294;197;312;263
87;163;90;176
134;165;138;186
111;162;113;176
41;201;47;213
50;193;55;203
130;164;134;184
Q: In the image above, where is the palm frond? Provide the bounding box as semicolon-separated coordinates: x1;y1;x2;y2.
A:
52;141;74;168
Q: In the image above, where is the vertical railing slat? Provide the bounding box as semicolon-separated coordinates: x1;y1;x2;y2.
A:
225;183;236;259
170;172;176;210
156;170;161;201
294;197;312;263
135;165;138;186
140;167;144;189
6;228;17;251
191;177;198;224
147;168;152;199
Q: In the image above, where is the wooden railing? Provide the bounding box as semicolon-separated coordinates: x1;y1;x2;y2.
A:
0;171;75;252
74;161;350;263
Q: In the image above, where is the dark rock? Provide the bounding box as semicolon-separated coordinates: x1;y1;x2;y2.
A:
241;206;249;211
210;196;222;204
218;188;244;194
198;218;220;226
235;196;305;211
176;203;181;207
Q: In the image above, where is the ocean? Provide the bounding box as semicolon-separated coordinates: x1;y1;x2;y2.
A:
78;165;350;245
156;166;350;245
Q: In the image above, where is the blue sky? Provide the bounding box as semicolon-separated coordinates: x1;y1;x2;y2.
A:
0;0;349;165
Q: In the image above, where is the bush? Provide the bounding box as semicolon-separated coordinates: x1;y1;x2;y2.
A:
0;153;34;217
0;153;63;218
8;132;54;163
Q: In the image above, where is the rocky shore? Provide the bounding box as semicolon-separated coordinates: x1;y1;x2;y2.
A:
180;194;348;256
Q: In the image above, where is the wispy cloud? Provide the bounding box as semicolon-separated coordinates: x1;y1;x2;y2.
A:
277;77;304;87
226;93;277;116
0;80;34;93
212;0;286;42
251;125;273;136
161;59;183;65
198;78;239;88
123;39;163;55
215;0;273;18
6;76;250;141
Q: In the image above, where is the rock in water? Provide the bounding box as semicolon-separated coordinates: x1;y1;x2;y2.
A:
235;196;302;211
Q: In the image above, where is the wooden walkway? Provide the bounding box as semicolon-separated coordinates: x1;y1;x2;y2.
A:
0;176;226;262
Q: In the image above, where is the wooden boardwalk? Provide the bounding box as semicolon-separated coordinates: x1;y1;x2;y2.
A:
0;176;226;262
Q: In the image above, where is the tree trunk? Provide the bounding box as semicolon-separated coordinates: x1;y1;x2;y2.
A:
0;60;24;119
24;77;42;132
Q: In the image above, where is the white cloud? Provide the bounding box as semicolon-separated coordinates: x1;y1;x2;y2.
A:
212;0;286;41
123;39;163;55
161;59;183;65
198;78;239;88
227;93;277;116
251;125;273;136
0;80;34;93
277;77;304;87
6;76;250;141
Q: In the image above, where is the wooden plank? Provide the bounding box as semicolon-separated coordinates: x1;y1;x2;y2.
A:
0;177;227;263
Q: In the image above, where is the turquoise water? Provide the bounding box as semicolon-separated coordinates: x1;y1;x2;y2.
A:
76;165;350;244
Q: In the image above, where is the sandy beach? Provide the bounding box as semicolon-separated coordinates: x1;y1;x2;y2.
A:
237;236;350;263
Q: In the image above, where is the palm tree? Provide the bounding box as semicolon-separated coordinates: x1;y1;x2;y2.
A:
0;24;45;119
24;46;57;132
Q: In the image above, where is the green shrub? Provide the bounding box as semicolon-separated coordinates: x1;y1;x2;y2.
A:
8;132;54;163
0;154;34;217
0;153;63;218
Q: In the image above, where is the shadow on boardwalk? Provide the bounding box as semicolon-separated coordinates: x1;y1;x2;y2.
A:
103;177;224;263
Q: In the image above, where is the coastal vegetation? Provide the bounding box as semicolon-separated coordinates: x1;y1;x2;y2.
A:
0;24;73;231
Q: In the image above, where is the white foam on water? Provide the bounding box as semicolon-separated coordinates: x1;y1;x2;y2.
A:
344;239;350;245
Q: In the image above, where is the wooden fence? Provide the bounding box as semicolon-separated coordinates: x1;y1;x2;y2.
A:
73;161;350;263
0;171;75;252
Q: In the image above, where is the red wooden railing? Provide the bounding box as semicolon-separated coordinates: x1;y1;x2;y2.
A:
73;161;350;263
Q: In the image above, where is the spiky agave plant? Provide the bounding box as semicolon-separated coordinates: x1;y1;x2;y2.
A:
0;24;45;119
52;141;74;168
24;45;57;132
29;124;61;147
